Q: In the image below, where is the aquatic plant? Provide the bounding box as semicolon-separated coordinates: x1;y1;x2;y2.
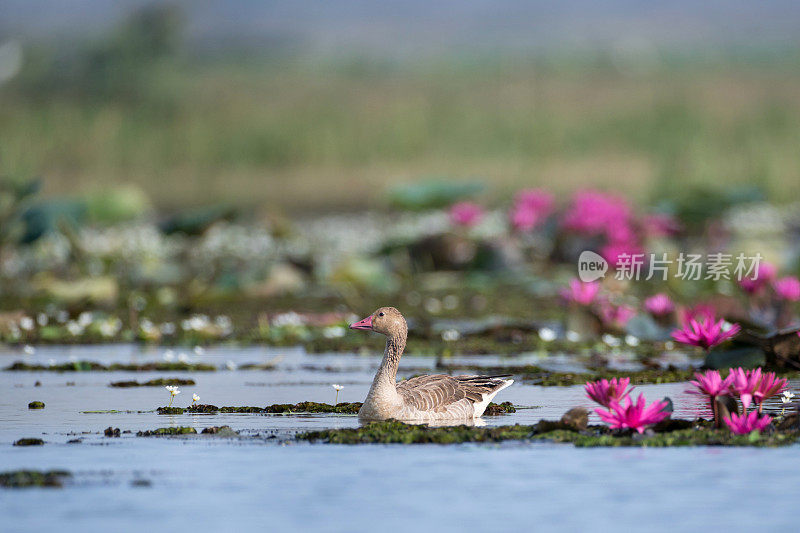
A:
595;393;670;434
773;276;800;301
752;372;789;413
192;393;200;406
599;303;637;330
729;367;762;411
738;261;777;294
509;188;554;232
448;201;484;227
561;278;600;306
686;370;734;427
671;316;741;351
723;411;771;435
644;293;674;317
165;385;180;407
781;390;795;417
585;377;632;408
331;383;344;405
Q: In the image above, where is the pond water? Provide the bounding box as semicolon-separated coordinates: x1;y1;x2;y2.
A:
2;345;798;532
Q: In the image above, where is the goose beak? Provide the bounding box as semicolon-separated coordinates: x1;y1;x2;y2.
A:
349;315;373;330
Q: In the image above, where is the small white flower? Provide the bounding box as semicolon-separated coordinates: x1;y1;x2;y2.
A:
225;360;237;371
441;329;461;342
566;330;580;343
47;358;56;367
782;390;795;404
538;327;557;342
77;312;93;327
625;335;640;347
37;313;48;327
331;384;344;391
18;316;34;331
178;352;190;363
163;350;175;362
602;334;621;347
160;322;176;335
23;345;35;355
66;321;84;336
193;346;205;355
192;393;200;403
165;385;181;396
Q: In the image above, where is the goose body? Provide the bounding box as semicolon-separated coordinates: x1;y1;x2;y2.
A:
350;307;513;421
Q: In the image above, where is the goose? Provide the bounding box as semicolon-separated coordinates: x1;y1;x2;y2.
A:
350;307;513;421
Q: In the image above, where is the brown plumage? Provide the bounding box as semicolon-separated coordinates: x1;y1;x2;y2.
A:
350;307;514;421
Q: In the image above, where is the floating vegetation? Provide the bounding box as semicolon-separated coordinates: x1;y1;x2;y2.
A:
156;406;184;415
296;419;800;447
136;427;197;436
5;361;216;372
104;427;121;437
13;438;44;446
201;426;239;436
0;470;71;488
109;378;195;388
27;401;45;409
483;401;516;415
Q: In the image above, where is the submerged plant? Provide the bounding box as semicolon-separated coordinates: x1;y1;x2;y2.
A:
595;393;670;434
331;383;344;405
723;411;771;435
584;377;632;408
671;316;740;352
165;385;181;407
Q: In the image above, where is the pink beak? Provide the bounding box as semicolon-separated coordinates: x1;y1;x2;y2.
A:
349;315;373;331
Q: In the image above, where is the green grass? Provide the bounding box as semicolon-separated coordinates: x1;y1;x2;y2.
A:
2;60;800;210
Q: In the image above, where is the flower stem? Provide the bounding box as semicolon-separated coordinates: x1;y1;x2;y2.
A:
712;397;719;428
168;396;173;408
335;390;339;405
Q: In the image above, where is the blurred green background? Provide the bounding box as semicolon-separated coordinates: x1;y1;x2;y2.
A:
2;1;800;212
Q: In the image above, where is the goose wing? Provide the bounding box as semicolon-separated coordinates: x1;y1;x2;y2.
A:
396;374;511;412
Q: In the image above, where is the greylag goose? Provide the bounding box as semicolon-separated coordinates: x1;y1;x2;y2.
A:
350;307;513;421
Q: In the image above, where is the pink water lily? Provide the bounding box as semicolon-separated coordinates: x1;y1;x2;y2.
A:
729;367;762;410
448;201;484;227
599;303;637;329
686;369;734;426
722;411;771;435
773;276;800;301
671;317;741;351
561;278;600;306
687;370;734;398
752;372;789;412
595;393;670;434
585;377;632;408
509;189;554;232
644;293;674;317
677;304;716;327
738;261;777;294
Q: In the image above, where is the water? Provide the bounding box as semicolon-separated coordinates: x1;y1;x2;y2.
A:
1;345;797;532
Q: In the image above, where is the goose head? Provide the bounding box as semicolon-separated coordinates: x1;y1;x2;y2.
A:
350;306;407;338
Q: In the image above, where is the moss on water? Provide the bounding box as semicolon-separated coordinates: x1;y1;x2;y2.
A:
13;438;44;446
6;361;216;372
295;419;800;447
109;378;195;387
156;406;185;414
483;402;516;415
0;470;71;488
27;401;45;409
136;427;196;436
